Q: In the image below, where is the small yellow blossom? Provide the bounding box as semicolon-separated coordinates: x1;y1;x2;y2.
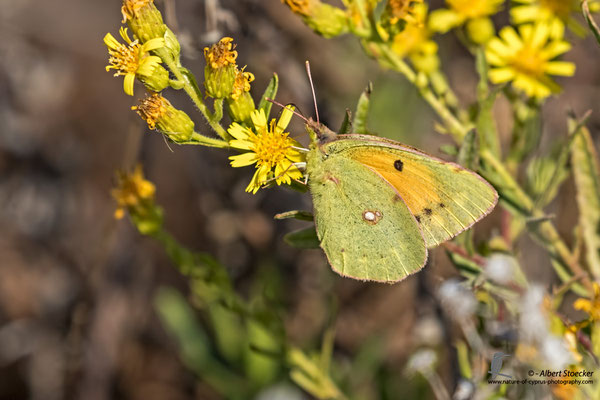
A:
204;37;238;69
121;0;154;23
485;23;575;99
392;4;439;73
132;93;195;141
429;0;504;43
573;282;600;321
227;67;256;124
104;27;167;96
112;164;156;219
382;0;424;29
281;0;310;16
281;0;348;38
204;37;238;98
228;107;305;194
511;0;583;38
231;67;255;100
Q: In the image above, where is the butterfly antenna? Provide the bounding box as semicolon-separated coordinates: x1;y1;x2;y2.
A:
305;60;320;124
266;98;310;124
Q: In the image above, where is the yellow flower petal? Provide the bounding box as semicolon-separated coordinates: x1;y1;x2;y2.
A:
545;61;575;76
124;73;136;96
230;152;258;167
250;109;267;130
489;67;516;83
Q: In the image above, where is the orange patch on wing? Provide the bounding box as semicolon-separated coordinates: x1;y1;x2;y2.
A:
347;148;442;216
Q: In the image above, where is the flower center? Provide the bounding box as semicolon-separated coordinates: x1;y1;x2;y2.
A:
448;0;498;18
540;0;572;19
107;41;141;75
132;93;169;129
512;47;546;78
204;37;238;69
253;123;291;168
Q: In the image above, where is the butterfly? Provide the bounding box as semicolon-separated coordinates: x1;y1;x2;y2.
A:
304;123;498;283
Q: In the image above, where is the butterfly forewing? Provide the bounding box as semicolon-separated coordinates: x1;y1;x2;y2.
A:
308;152;428;282
325;135;498;248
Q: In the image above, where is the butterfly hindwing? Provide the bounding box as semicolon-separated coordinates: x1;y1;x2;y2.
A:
308;152;428;282
322;135;498;248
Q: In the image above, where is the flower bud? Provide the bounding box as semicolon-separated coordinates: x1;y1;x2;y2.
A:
204;37;238;98
112;165;163;234
282;0;348;38
121;0;167;43
132;93;195;142
227;67;256;124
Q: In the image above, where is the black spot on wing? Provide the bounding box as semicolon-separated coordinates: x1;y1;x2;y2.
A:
415;215;421;223
424;208;433;216
394;159;404;171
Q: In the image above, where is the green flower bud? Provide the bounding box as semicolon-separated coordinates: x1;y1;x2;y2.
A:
132;93;195;142
282;0;348;38
204;37;238;98
163;27;181;65
121;0;167;43
227;67;256;124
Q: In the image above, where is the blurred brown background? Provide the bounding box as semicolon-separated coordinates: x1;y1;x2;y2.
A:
1;1;599;399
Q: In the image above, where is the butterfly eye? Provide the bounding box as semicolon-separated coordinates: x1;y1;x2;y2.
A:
393;160;403;171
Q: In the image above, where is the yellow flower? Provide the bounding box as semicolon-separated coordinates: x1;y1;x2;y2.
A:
204;37;238;69
121;0;154;22
112;164;156;219
485;23;575;99
429;0;504;43
573;282;600;321
228;107;305;194
132;93;195;141
384;0;424;27
227;67;256;124
104;27;167;96
392;4;439;73
281;0;311;16
204;37;238;98
511;0;584;38
281;0;348;38
230;67;255;100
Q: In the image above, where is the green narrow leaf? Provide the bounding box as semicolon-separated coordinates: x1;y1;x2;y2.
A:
507;97;542;164
583;0;600;45
284;226;320;249
456;130;478;252
457;129;478;170
338;108;352;134
475;48;501;157
154;287;248;397
274;210;314;221
258;73;279;119
352;82;372;134
571;124;600;279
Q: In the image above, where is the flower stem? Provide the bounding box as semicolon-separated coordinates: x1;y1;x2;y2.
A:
158;49;229;141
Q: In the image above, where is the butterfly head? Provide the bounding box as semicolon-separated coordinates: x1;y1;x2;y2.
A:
306;118;337;146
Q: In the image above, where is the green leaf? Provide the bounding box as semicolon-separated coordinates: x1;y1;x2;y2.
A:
352;82;372;134
474;49;502;157
571;124;600;279
154;287;249;397
338;109;352;134
457;129;478;170
259;73;279;119
508;97;542;164
274;210;314;221
284;226;320;249
583;0;600;45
